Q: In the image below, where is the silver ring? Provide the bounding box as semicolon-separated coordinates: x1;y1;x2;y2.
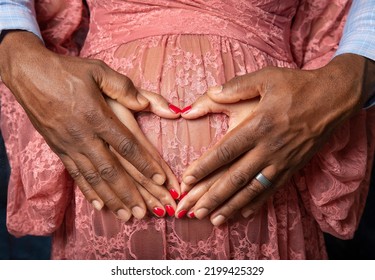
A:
255;172;272;188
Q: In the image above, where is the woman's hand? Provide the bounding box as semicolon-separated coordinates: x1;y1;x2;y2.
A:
0;31;175;221
175;93;259;220
107;91;181;218
178;54;366;225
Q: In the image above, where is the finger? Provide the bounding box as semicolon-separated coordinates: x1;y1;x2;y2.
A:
182;94;259;130
107;99;180;195
241;172;289;219
161;160;181;200
91;60;149;111
81;141;148;220
206;72;265;104
64;152;134;221
135;183;166;218
111;147;177;209
182;113;261;186
191;150;270;220
60;155;104;211
181;94;230;119
208;166;277;226
138;89;181;119
176;169;224;218
99;110;166;185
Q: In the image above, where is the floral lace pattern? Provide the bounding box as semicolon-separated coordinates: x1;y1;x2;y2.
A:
1;0;374;259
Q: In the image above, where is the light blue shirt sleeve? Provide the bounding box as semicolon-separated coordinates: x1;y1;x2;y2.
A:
0;0;42;41
336;0;375;108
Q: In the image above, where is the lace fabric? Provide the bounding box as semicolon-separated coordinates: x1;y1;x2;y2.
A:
1;0;374;259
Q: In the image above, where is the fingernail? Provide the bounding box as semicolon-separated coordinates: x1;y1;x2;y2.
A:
188;211;195;218
132;206;145;219
179;192;188;200
117;209;131;221
169;104;181;114
153;207;165;217
165;205;175;216
177;209;187;219
242;209;254;218
181;105;192;114
195;208;210;219
169;189;180;200
183;175;196;185
152;174;165;185
208;85;223;94
92;200;103;211
211;215;226;226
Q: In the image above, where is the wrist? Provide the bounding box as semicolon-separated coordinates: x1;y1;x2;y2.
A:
320;53;365;115
0;30;46;83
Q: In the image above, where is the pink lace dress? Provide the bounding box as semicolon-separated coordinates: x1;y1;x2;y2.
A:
1;0;374;259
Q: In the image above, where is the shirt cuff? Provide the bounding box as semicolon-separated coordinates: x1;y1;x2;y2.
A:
336;32;375;109
0;2;42;41
335;32;375;62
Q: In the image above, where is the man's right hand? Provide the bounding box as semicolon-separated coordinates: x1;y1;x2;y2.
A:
0;31;173;221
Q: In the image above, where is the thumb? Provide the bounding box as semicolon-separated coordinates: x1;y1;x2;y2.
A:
138;90;181;119
182;94;229;120
207;72;264;103
93;61;149;111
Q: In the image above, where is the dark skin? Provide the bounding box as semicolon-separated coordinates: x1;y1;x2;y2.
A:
1;31;373;224
177;54;374;225
0;31;180;221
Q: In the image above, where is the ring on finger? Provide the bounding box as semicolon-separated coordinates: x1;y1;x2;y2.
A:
255;172;272;188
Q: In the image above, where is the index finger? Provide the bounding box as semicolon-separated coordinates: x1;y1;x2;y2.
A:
97;107;167;185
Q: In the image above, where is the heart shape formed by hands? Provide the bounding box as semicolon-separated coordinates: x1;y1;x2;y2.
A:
107;86;259;221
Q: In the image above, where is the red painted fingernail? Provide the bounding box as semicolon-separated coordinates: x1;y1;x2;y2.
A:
165;205;175;216
179;191;188;200
153;207;165;217
177;209;187;219
188;211;195;218
181;105;192;114
169;189;179;200
169;104;181;114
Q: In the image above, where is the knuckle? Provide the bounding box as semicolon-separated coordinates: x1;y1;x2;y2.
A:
91;58;107;69
83;170;101;186
103;196;118;209
67;168;81;180
191;162;209;178
208;191;223;206
158;192;172;203
121;76;135;92
79;186;92;196
229;169;249;188
98;164;119;182
66;126;86;141
216;144;234;163
118;137;137;158
243;182;262;198
118;191;133;204
83;109;103;126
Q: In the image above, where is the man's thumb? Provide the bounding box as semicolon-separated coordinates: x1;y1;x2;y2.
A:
207;73;262;104
94;62;149;110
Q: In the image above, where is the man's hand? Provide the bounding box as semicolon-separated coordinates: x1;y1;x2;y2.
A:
0;31;173;221
179;54;368;226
